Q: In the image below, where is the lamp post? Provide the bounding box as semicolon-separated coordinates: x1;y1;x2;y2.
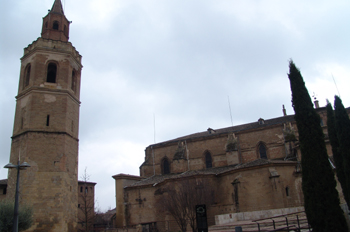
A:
4;160;31;232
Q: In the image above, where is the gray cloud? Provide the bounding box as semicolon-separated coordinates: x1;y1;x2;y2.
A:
1;0;350;211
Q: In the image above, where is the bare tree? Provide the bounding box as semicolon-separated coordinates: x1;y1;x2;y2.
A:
158;178;214;232
184;179;214;232
163;186;189;232
78;168;95;232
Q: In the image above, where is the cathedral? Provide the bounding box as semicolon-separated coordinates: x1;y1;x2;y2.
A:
5;0;82;231
113;103;348;231
3;1;349;232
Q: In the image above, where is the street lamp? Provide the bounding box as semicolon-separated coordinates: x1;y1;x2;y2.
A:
4;160;31;232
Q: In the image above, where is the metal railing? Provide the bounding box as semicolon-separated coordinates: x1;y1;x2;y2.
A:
252;211;311;232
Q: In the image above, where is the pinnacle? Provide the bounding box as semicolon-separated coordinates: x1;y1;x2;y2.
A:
50;0;64;15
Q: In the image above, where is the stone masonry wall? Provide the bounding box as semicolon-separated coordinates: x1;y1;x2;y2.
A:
140;122;293;177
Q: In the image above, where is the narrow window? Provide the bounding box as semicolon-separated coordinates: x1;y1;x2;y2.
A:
24;64;31;87
45;22;48;28
286;187;290;196
71;120;74;132
46;115;50;126
205;151;212;168
231;180;239;209
3;187;6;195
71;70;76;92
78;204;80;208
21;117;24;129
162;158;170;174
53;21;59;30
64;25;67;35
259;143;267;159
80;186;83;192
85;187;88;193
47;63;57;83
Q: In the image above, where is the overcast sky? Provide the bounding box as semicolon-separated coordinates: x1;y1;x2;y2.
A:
1;0;350;212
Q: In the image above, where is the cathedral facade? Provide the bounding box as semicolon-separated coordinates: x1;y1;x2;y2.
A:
113;104;347;231
6;0;82;231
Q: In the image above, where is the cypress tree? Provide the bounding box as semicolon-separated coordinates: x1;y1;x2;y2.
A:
334;95;350;208
326;101;350;208
288;61;347;232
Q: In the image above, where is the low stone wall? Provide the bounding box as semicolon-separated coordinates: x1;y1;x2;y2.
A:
102;228;136;232
215;206;305;225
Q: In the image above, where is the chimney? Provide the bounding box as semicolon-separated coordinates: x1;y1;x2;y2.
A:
312;93;319;109
282;105;287;116
314;100;319;109
207;128;216;134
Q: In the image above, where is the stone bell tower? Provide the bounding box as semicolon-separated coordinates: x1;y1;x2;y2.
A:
6;0;82;231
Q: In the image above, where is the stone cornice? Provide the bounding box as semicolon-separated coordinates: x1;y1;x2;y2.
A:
22;37;82;67
16;87;81;105
12;130;79;142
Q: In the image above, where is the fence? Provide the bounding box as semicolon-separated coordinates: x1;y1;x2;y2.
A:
94;217;215;232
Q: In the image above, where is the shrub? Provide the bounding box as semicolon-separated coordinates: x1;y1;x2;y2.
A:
0;200;33;232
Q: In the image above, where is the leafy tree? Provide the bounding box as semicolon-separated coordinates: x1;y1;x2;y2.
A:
334;95;350;208
287;60;347;232
0;200;33;232
326;101;350;208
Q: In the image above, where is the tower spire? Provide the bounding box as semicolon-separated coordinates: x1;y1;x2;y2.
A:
41;0;70;42
50;0;65;15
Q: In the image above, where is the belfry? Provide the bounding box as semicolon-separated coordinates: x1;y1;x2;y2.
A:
6;0;82;231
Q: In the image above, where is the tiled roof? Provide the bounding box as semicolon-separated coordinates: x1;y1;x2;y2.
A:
127;159;297;188
78;180;97;185
149;114;296;147
112;173;143;180
149;106;350;148
0;179;8;185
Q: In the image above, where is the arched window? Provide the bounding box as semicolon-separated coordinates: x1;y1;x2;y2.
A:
71;70;76;92
205;150;212;168
162;157;170;174
258;143;267;159
285;186;290;196
24;64;31;87
47;63;57;83
53;21;59;30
